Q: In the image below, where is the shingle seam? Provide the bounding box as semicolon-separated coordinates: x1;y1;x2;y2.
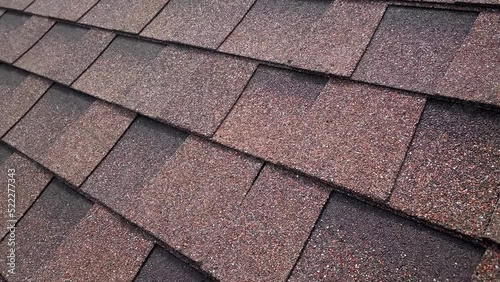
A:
484;195;500;240
75;0;101;22
130;245;157;282
21;0;36;11
215;0;259;50
137;0;173;35
238;162;266;207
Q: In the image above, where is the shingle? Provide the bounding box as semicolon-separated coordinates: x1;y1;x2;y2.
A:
0;142;12;164
3;85;135;186
473;247;500;282
79;0;168;33
219;0;386;76
289;193;484;281
141;0;255;49
0;9;4;17
15;23;114;85
0;12;54;63
135;245;209;282
438;12;500;106
0;65;51;137
214;66;425;200
390;101;500;237
0;179;92;280
486;203;500;243
35;205;153;281
353;6;477;94
0;0;34;10
25;0;99;21
73;36;257;136
81;116;188;211
204;165;330;282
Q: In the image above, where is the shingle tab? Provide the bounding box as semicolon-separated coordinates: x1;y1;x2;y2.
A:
486;204;500;243
390;101;500;237
289;193;484;281
3;85;135;186
25;0;99;21
0;65;51;137
473;247;500;282
73;36;257;136
141;0;255;49
215;66;425;200
0;12;54;63
220;0;386;76
438;12;500;106
15;23;114;85
35;205;153;281
353;6;477;94
79;0;169;33
0;0;34;10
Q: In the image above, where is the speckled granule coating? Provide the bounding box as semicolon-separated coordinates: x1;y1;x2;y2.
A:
438;12;500;106
486;204;500;243
0;142;12;164
408;0;500;4
141;0;255;49
135;245;209;282
0;179;92;280
0;65;51;137
203;165;330;282
34;205;153;281
289;193;484;282
390;100;500;237
25;0;99;21
473;247;500;281
0;0;34;10
15;23;115;85
0;13;54;63
82;116;188;212
0;152;51;239
220;0;385;76
353;6;477;94
215;67;425;200
79;0;169;33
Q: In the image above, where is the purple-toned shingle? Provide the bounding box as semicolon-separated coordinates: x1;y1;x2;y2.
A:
473;247;500;282
215;66;425;200
353;6;477;94
220;0;386;76
3;85;135;186
0;65;51;137
438;12;500;106
25;0;99;21
79;0;169;33
486;203;500;243
141;0;255;49
390;100;500;237
0;0;34;10
289;193;484;281
34;205;153;281
15;23;114;85
0;12;54;63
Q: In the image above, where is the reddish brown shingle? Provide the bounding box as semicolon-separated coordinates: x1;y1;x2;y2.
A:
486;203;500;243
25;0;99;21
473;247;500;282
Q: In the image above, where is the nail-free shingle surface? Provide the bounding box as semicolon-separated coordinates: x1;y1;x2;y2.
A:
35;205;153;281
486;204;500;243
215;66;425;200
0;12;54;63
0;65;51;137
135;245;210;282
473;247;500;282
0;179;92;280
26;0;99;21
289;193;484;282
3;85;135;186
438;12;500;106
0;0;34;10
353;6;477;94
141;0;255;49
79;0;169;33
0;142;12;164
15;23;114;85
74;36;257;136
390;101;500;237
220;0;386;76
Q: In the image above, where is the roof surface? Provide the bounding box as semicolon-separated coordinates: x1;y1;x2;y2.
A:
0;0;499;281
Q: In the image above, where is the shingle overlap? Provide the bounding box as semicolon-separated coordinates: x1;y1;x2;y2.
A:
25;0;99;21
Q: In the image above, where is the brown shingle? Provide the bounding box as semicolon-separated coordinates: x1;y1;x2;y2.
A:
390;100;500;237
353;6;477;94
219;0;386;76
25;0;99;21
215;66;425;200
0;65;51;137
35;205;153;281
141;0;255;49
15;23;114;85
438;12;500;106
473;247;500;282
486;203;500;243
0;12;54;63
290;193;484;281
0;0;34;10
79;0;169;33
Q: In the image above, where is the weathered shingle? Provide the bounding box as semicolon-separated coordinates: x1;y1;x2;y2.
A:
390;100;500;237
0;0;34;10
25;0;99;21
473;247;500;282
15;23;114;85
487;204;500;243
